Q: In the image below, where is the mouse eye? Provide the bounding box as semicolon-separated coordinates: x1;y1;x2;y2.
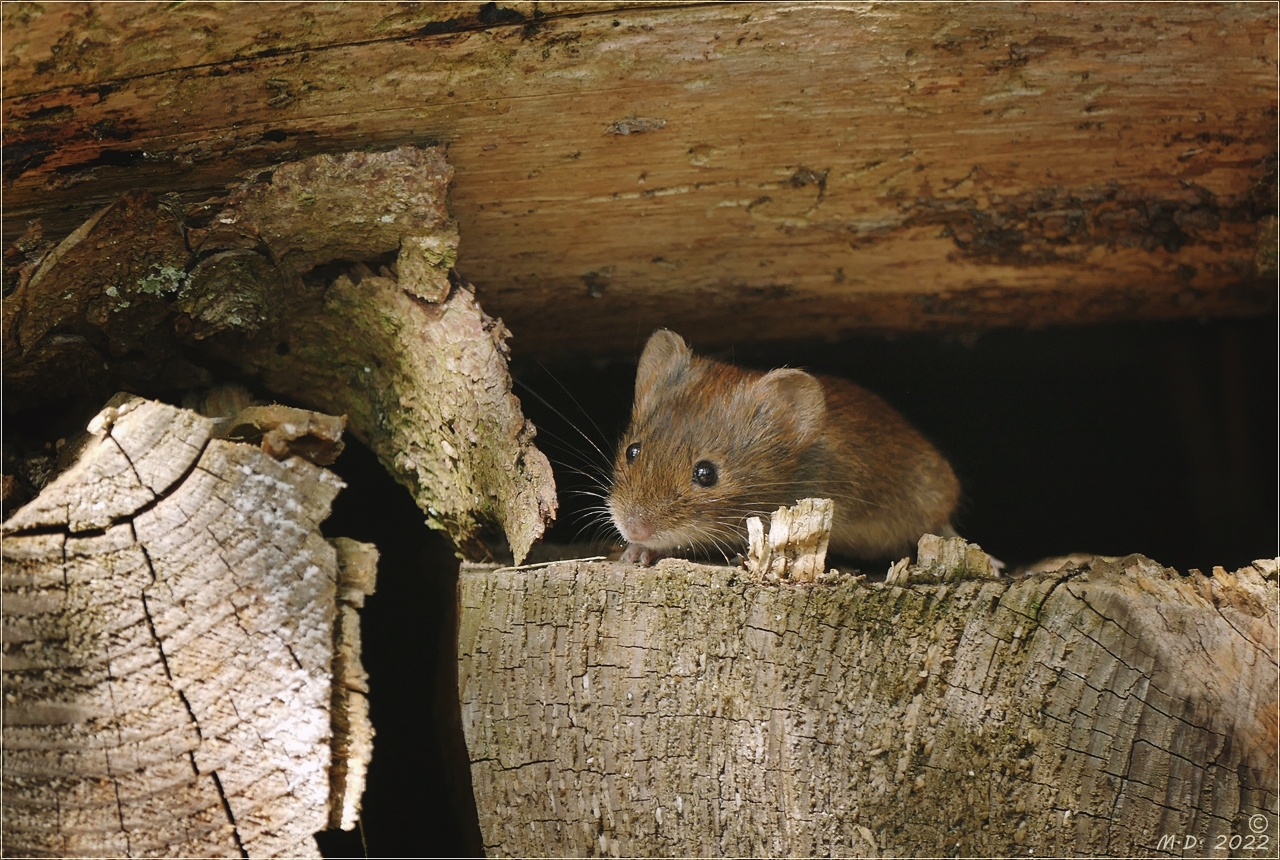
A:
625;443;641;463
692;460;718;488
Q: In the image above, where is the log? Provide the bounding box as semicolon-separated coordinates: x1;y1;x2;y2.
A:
2;145;557;564
4;2;1275;355
1;395;376;858
457;553;1278;856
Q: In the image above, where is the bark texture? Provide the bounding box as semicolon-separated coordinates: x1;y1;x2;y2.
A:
4;2;1276;354
2;145;557;563
1;396;361;858
458;554;1278;857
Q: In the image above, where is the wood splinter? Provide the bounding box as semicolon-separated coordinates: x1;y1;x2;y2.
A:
889;532;1003;585
745;497;833;583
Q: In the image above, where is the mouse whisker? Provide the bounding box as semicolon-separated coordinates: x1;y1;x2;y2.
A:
513;376;615;469
529;360;616;455
547;457;613;486
564;488;610;504
572;519;610;545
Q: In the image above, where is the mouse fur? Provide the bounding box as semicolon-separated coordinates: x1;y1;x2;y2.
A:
608;329;960;565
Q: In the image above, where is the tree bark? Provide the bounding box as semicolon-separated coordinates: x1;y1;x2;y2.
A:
2;396;375;858
4;2;1275;355
3;145;557;564
458;554;1278;857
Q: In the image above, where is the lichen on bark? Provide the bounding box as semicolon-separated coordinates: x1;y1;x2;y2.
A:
185;145;555;562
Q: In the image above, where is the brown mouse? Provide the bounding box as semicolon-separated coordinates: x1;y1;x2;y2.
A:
607;329;960;566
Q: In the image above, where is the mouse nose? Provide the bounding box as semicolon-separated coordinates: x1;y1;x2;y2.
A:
619;516;654;543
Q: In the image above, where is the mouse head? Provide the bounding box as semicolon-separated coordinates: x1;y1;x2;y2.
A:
607;329;826;558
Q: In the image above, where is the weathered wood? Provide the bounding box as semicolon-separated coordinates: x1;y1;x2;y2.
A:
2;145;557;563
744;497;834;583
1;395;210;533
328;537;379;834
3;2;1275;354
457;554;1278;857
1;396;367;858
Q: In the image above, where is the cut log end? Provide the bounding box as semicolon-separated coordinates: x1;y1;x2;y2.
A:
1;397;375;858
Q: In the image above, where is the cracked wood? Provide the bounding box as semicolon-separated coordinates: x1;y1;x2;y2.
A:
1;398;349;858
457;555;1277;856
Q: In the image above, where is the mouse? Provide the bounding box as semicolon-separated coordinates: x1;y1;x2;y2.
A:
607;329;961;566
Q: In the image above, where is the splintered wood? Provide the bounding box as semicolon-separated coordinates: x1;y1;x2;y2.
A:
1;397;371;858
218;404;347;466
458;555;1278;857
889;532;1003;585
2;145;556;563
327;538;379;833
745;497;833;583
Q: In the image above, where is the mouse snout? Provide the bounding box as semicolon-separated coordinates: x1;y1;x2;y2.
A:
616;514;655;540
614;512;655;543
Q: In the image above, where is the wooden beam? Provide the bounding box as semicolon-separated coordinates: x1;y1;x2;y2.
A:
4;2;1276;354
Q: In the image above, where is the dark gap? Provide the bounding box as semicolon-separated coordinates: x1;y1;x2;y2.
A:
2;142;51;182
55;149;144;171
477;2;527;26
509;356;636;552
315;440;483;858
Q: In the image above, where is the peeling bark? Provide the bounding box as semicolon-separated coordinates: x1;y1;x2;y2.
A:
1;145;557;563
458;553;1278;857
2;396;367;858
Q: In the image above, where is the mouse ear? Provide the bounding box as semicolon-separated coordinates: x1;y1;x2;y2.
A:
752;368;826;446
634;329;693;413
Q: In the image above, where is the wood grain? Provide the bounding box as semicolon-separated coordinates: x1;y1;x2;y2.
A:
458;554;1278;856
2;398;347;858
4;2;1275;354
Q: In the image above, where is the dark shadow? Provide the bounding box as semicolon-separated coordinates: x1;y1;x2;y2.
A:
315;441;483;858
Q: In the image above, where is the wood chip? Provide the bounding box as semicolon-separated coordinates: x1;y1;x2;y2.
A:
745;497;833;583
914;532;1001;582
219;404;347;466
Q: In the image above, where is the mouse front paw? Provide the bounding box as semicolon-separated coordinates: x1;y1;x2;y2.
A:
621;544;671;566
